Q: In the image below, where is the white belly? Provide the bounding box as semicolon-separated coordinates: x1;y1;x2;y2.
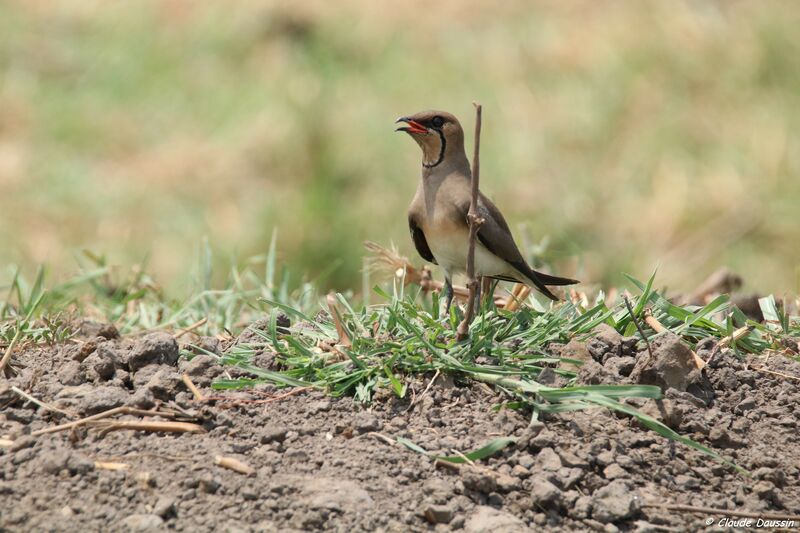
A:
426;228;519;280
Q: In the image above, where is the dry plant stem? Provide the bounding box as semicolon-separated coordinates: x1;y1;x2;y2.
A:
456;102;484;340
94;462;129;471
214;455;254;476
182;373;205;401
642;309;665;334
173;317;207;340
505;284;531;312
503;284;522;311
369;432;397;446
643;309;705;369
451;449;476;466
717;325;753;349
327;293;352;347
165;401;196;419
31;406;182;436
0;327;22;378
751;366;800;382
11;386;75;417
570;289;590;309
365;241;514;306
406;369;440;412
642;502;800;521
706;325;754;367
434;459;461;471
96;420;204;435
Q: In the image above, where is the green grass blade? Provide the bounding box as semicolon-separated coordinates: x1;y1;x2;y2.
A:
383;365;406;398
261;298;314;323
434;437;517;464
223;363;312;388
396;437;428;455
759;295;783;333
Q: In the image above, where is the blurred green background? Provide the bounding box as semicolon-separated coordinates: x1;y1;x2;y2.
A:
1;0;799;295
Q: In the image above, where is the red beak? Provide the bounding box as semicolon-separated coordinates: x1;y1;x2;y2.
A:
395;117;428;134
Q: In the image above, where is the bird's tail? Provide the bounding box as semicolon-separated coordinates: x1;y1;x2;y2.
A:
493;263;580;301
529;270;580;286
521;266;580;301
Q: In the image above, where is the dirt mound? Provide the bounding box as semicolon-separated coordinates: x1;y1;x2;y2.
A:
1;323;799;531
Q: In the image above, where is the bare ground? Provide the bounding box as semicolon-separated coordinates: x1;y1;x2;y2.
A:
1;321;799;532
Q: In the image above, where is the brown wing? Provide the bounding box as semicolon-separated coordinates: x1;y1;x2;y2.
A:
457;193;578;300
408;214;436;264
474;193;527;268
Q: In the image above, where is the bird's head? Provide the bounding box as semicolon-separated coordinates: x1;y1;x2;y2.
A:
395;110;465;169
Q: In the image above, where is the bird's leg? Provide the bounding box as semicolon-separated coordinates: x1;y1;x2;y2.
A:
442;276;454;316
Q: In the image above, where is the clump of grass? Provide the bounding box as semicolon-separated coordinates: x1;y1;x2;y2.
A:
213;269;800;473
623;273;800;354
1;235;320;344
4;247;798;472
0;266;84;347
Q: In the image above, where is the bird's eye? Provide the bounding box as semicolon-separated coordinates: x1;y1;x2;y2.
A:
431;116;444;128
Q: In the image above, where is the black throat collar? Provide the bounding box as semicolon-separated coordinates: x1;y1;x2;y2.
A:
423;129;446;168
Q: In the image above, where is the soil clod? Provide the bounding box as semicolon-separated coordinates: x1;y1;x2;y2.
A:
127;332;179;371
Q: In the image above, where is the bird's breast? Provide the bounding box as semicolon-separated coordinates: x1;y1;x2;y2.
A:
424;223;515;280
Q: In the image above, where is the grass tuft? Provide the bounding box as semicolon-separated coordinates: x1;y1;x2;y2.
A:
3;250;798;472
208;268;795;471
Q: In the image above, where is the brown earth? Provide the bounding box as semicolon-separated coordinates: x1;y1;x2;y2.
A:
1;320;799;532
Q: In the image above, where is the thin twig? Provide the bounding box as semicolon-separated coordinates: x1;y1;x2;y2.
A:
751;366;800;382
717;325;754;349
451;449;476;466
31;406;183;436
0;326;22;377
182;373;205;401
96;420;204;436
434;459;461;471
165;401;197;419
706;325;754;367
504;285;531;312
642;502;800;521
643;308;665;334
456;102;484;340
173;317;208;340
622;295;653;361
369;432;397;446
214;455;254;476
10;386;75;417
406;369;440;412
94;461;129;471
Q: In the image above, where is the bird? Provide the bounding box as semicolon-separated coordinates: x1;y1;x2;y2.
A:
396;109;579;312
